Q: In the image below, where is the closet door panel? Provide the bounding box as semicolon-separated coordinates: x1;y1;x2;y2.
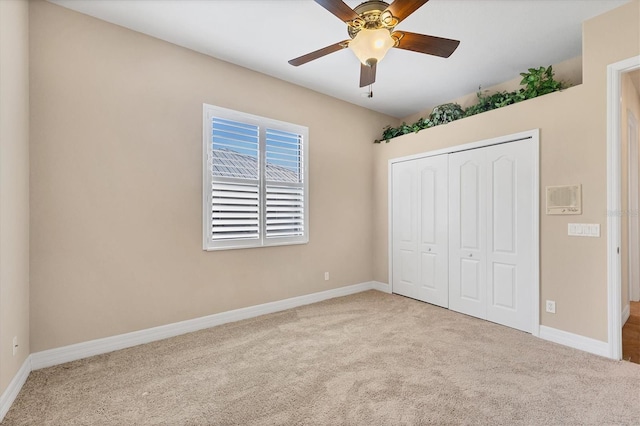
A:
416;155;448;308
392;161;418;299
449;149;486;319
485;142;534;332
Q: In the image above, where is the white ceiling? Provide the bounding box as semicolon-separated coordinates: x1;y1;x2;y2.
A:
49;0;629;118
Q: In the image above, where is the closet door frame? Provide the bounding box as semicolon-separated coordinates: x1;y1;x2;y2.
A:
388;129;540;336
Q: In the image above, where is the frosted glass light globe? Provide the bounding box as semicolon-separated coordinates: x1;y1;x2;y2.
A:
349;28;394;66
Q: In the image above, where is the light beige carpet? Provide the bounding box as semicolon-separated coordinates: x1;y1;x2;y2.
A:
3;291;640;425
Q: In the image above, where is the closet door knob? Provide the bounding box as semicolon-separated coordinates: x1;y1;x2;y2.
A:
428;248;432;252
469;253;473;257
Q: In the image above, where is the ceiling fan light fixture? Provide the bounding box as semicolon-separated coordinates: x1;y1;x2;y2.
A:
349;28;394;66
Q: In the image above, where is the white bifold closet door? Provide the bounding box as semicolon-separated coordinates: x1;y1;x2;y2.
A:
448;141;534;332
392;155;449;308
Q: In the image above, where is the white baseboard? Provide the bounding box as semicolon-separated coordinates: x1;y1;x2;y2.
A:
622;303;631;326
371;281;391;294
0;356;31;422
31;281;382;370
538;325;609;358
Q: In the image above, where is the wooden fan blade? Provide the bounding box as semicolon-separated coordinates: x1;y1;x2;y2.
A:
386;0;429;23
314;0;360;22
288;41;349;66
360;61;377;88
393;31;460;58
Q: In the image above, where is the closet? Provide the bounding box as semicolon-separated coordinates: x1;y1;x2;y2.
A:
391;136;537;333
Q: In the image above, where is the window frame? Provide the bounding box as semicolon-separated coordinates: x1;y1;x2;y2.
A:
202;104;309;251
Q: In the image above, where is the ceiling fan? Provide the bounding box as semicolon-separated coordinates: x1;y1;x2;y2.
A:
288;0;460;90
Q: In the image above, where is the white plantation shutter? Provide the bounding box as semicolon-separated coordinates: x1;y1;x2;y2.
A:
203;104;308;250
265;129;302;183
266;186;304;238
211;183;260;240
211;117;259;180
265;128;305;240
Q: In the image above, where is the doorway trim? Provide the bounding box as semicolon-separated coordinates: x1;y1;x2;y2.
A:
387;129;540;336
606;55;640;360
628;110;640;305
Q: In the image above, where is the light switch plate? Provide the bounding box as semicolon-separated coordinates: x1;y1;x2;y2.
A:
568;223;600;237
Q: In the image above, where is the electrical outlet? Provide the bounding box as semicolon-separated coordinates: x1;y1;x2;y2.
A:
324;272;330;281
12;336;18;356
546;300;556;314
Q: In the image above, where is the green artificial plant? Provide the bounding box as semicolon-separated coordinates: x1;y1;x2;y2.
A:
375;65;565;143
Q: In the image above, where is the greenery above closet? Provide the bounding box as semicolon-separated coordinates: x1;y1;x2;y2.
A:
375;66;566;143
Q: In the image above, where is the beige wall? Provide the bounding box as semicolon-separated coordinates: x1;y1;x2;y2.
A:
0;0;30;393
621;70;640;312
373;0;640;342
29;1;396;352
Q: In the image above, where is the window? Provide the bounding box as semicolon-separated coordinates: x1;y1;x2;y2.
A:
202;104;309;250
